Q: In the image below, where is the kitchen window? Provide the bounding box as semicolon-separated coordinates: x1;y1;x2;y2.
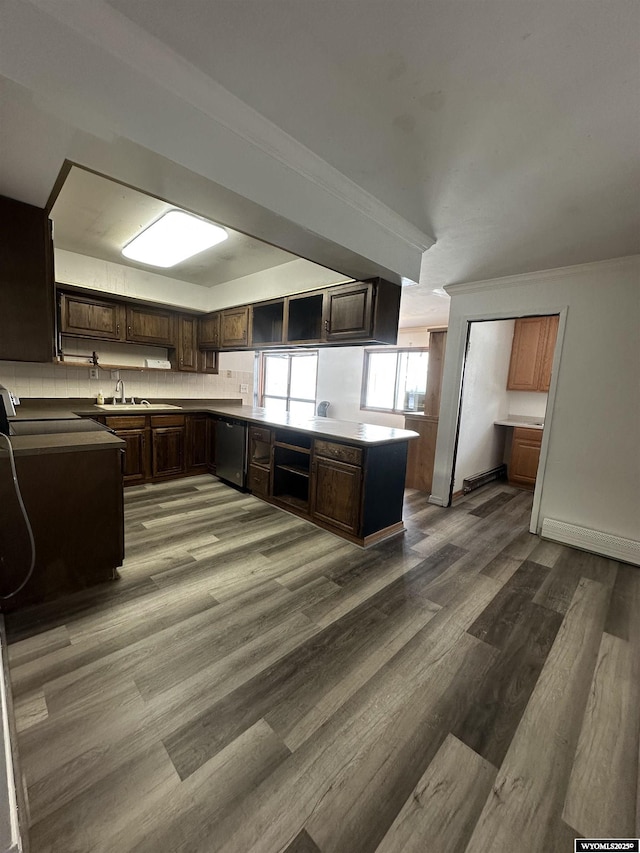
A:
259;350;318;418
361;348;429;414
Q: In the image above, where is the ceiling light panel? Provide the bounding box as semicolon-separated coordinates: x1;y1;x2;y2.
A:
122;210;228;267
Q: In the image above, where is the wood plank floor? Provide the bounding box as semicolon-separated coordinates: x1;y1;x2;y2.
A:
5;476;639;852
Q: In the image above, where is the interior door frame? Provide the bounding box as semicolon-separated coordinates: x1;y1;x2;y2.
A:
442;306;568;534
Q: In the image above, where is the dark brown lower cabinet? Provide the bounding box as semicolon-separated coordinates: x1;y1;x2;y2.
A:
311;456;362;535
0;447;124;611
151;425;186;479
186;414;209;473
118;428;148;484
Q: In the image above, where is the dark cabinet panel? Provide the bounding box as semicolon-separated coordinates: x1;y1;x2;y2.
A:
0;447;123;611
0;194;55;363
312;456;362;535
198;312;221;349
286;293;324;344
152;426;186;478
221;306;250;348
118;428;148;485
199;349;219;374
187;415;209;472
59;292;125;341
126;305;175;346
176;314;198;372
323;281;374;341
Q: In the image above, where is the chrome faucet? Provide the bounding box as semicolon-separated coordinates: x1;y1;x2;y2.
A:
114;379;126;404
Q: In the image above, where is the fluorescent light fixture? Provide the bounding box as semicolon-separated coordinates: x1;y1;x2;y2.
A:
122;210;228;267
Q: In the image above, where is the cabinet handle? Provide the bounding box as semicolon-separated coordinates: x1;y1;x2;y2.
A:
324;320;329;331
128;325;131;336
116;323;120;336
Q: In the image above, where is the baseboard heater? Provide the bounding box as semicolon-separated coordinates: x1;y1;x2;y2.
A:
541;518;640;566
462;464;507;494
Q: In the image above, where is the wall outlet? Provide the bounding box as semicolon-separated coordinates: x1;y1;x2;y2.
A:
226;370;232;378
110;370;120;380
240;383;248;393
89;368;99;380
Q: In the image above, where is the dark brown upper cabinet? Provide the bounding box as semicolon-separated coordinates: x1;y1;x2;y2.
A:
125;304;175;346
221;306;250;348
198;311;221;349
323;281;374;342
59;291;125;341
174;314;198;372
0;194;55;363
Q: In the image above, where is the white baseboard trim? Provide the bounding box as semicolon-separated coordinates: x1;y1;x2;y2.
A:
541;518;640;566
427;495;447;507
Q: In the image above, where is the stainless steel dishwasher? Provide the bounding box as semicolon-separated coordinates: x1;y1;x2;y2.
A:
215;418;247;489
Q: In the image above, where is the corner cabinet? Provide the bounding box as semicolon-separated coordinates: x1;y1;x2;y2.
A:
0;194;55;363
507;315;559;392
252;427;410;546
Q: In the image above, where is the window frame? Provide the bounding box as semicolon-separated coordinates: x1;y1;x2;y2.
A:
258;349;319;415
360;346;429;415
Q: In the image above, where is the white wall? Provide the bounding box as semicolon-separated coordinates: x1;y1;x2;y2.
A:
0;350;254;405
315;328;442;429
432;255;640;548
453;320;514;491
507;390;548;418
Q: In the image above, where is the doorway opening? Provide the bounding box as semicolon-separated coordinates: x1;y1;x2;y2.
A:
449;314;560;530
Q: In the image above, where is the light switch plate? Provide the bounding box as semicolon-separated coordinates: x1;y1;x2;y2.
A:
240;384;248;393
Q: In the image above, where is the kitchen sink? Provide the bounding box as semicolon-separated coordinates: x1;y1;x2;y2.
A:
96;403;182;411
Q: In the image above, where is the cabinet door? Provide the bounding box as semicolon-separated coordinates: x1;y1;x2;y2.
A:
311;457;362;535
176;315;198;372
151;426;186;478
117;428;148;485
539;315;559;392
59;292;125;341
509;427;542;490
126;305;175;346
507;317;547;391
198;312;221;349
199;350;219;374
0;195;55;363
186;415;209;472
221;306;250;348
323;281;374;342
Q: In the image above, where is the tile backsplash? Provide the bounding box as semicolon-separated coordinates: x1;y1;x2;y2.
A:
0;351;255;405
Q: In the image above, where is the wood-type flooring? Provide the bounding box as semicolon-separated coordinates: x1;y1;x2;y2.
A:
5;475;639;852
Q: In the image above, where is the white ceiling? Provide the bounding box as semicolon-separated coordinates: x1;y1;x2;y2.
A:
108;0;640;292
1;0;638;329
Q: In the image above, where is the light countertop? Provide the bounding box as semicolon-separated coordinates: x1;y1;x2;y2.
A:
9;399;418;447
494;416;544;430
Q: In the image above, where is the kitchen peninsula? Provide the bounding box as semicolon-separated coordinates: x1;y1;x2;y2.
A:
10;399;418;555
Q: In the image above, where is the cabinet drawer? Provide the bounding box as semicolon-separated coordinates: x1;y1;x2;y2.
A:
105;416;147;430
250;426;272;444
314;439;362;466
150;415;185;428
248;464;270;497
